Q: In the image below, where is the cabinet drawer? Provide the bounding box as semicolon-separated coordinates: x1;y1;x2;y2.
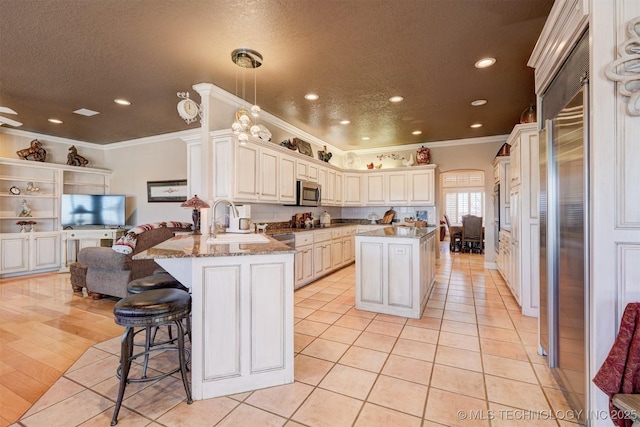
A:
343;226;356;235
67;231;115;239
295;233;314;247
331;229;344;239
314;230;332;243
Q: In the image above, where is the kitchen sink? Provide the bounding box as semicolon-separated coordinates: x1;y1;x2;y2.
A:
207;234;270;244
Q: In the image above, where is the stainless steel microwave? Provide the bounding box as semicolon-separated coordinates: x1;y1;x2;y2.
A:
295;180;321;206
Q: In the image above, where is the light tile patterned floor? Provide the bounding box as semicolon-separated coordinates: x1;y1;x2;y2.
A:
14;246;579;427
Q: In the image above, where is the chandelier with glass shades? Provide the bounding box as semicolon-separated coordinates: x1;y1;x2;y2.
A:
230;48;263;144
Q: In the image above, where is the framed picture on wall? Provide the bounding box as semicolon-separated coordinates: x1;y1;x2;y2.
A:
147;180;188;202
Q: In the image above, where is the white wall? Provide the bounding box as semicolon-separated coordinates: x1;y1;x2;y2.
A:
103;137;190;226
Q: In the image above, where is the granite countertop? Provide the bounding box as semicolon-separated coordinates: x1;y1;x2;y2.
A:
356;226;438;239
133;234;296;259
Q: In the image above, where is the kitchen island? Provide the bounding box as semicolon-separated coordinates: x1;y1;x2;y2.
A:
355;226;437;319
133;233;295;400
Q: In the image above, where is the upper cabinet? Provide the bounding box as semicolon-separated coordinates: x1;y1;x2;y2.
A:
296;159;318;182
387;172;408;206
343;174;363;205
365;173;385;205
206;131;437;207
408;169;435;206
213;135;291;204
363;168;436;207
279;154;297;204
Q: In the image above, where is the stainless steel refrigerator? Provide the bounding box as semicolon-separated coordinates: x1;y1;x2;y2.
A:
539;31;589;423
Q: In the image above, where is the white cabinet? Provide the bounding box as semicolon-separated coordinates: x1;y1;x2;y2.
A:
294;246;314;289
294;225;356;289
497;230;511;287
408;169;435;205
0;232;60;276
279;154;296;204
233;143;259;201
342;226;355;264
344;174;363;205
317;167;331;205
294;231;314;289
225;139;297;204
509;187;521;305
331;228;344;269
259;149;279;202
355;228;437;319
335;172;343;205
365;173;385;205
0;157;111;277
387;172;408;206
296;159;318;182
506;123;539;316
360;165;436;206
313;230;333;278
158;251;294;400
0;234;29;274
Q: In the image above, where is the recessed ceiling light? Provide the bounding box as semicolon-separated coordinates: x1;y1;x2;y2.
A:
475;57;496;68
73;108;100;116
470;123;483;128
48;118;63;124
114;99;131;106
362;136;370;141
412;130;422;135
304;93;319;101
471;99;487;106
339;120;350;125
389;96;404;103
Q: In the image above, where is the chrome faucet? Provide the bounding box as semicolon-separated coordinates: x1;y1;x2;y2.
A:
210;199;239;238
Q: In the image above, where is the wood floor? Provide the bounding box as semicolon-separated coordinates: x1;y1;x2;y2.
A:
0;271;122;426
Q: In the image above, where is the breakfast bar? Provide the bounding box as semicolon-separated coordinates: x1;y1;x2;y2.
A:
133;233;295;400
355;226;437;319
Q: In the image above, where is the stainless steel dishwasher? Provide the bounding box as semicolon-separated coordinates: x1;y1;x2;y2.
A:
270;232;295;248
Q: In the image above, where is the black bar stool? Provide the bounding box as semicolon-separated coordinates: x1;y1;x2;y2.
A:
126;273;192;375
111;288;193;426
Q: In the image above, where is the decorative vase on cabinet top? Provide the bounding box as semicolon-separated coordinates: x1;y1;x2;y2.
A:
416;146;431;164
520;104;537;123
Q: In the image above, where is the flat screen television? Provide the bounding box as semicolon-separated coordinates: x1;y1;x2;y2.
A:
61;194;126;227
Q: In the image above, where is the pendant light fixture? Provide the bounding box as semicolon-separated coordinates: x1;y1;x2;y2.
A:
230;48;263;144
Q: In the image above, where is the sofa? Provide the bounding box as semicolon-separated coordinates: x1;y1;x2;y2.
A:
77;222;191;299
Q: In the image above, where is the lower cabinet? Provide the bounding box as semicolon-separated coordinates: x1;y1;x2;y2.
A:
294;245;314;289
355;228;437;319
496;230;513;297
0;232;60;277
293;225;356;289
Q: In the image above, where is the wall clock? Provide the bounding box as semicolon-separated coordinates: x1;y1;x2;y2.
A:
176;92;201;124
9;186;20;195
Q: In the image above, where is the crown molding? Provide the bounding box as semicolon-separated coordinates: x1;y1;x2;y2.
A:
99;129;200;150
346;134;508;155
0;127;96;149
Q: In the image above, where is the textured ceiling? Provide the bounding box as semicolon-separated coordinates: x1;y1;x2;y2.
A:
0;0;553;149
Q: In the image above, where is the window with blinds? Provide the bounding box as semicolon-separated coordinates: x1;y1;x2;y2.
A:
441;170;485;224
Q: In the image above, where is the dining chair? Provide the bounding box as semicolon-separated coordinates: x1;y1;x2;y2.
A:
444;213;462;252
461;215;483;253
